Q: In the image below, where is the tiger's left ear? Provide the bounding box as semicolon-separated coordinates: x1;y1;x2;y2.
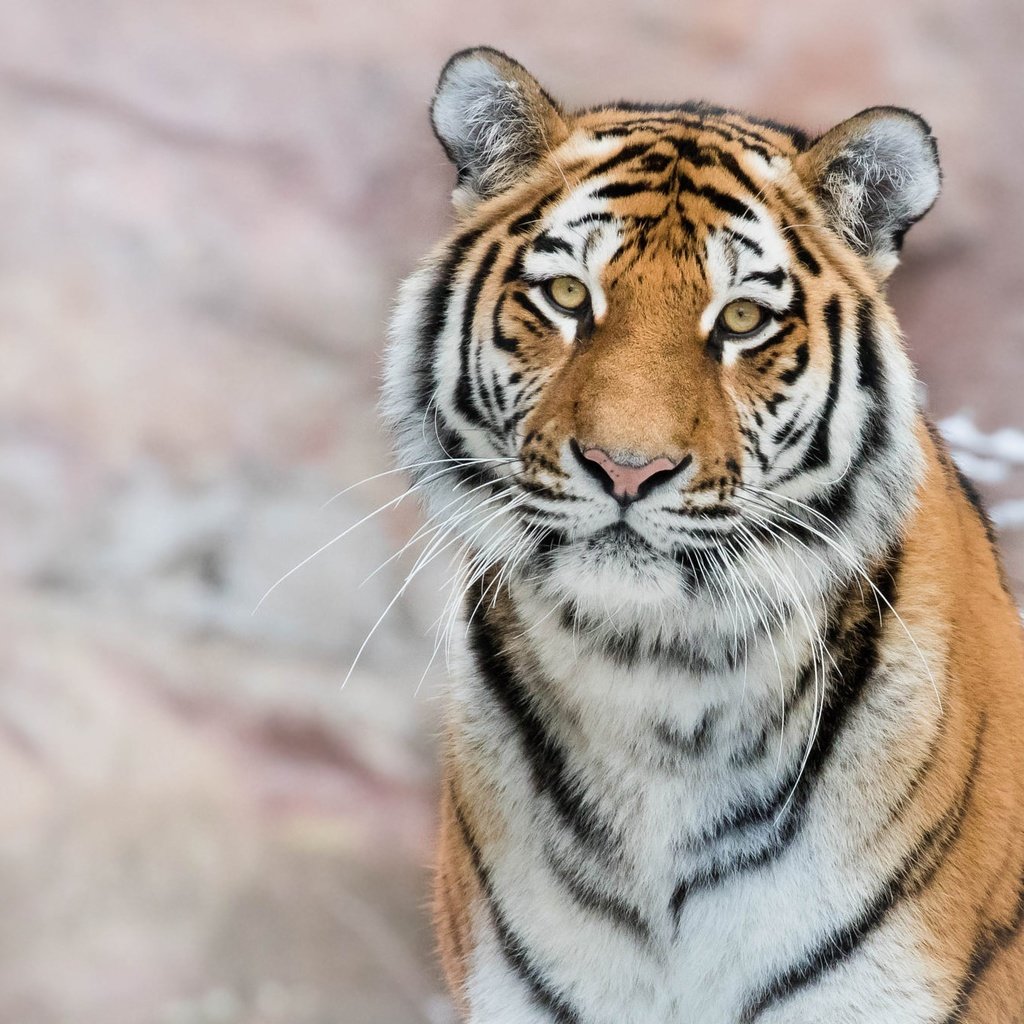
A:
796;107;941;280
431;47;569;212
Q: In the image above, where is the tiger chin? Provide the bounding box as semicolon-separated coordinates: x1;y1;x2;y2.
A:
382;47;1024;1024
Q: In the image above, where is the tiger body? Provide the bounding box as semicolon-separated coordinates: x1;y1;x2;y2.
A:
383;48;1024;1023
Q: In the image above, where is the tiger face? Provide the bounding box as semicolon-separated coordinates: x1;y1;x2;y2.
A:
385;48;939;628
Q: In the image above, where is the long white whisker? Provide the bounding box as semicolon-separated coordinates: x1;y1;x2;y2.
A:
737;488;941;713
321;456;516;508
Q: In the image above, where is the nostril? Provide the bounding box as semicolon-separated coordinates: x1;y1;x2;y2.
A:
570;441;690;504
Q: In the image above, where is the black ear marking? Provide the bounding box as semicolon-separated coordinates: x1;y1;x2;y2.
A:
430;47;568;208
798;107;941;279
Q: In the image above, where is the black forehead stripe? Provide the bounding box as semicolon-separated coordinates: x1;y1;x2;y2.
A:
502;241;529;283
660;137;770;206
663;134;715;165
594;108;780;153
584;142;653;179
509;188;563;236
781;276;806;321
533;232;575;256
592;179;668;199
592;118;774;161
724;228;764;258
564;211;615;229
741;268;786;288
782;222;822;275
640;152;673;173
695;184;758;222
581;225;606;261
712;149;763;199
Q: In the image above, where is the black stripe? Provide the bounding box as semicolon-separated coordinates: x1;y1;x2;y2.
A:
714;148;763;197
654;710;716;759
663;134;711;164
591;114;779;161
592;179;663;200
512;289;549;325
943;864;1024;1022
510;188;562;236
565;211;615;229
741;267;786;289
740;425;770;474
695;753;806;847
779;341;810;385
492;295;518;353
780;275;806;322
738;321;797;359
696;184;758;222
725;228;765;258
743;715;986;1022
546;851;652;943
534;232;575;256
451;791;582;1024
640;151;674;173
785;223;821;275
801;295;843;472
467;590;615;852
730;658;818;767
585;142;652;179
502;241;529;284
413;227;485;415
673;548;902;905
854;299;883;394
454;241;501;427
771;404;805;447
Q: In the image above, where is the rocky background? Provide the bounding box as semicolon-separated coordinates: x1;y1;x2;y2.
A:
0;2;1021;1022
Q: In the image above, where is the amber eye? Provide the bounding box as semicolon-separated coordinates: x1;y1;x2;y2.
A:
718;299;767;335
543;276;589;313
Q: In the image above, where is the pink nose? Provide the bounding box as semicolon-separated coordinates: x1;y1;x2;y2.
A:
579;447;683;503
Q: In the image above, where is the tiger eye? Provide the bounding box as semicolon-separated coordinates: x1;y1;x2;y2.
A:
545;276;589;312
719;299;766;335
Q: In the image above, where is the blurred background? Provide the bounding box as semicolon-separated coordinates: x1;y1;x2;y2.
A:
1;1;1022;1022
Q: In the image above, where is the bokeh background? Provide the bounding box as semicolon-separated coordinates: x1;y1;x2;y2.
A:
1;2;1022;1022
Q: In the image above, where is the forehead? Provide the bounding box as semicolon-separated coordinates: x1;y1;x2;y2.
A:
526;107;806;286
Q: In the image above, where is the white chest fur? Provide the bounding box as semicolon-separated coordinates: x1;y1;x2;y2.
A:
453;583;944;1024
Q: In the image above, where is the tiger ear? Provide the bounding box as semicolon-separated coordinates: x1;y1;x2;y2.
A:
796;107;941;280
431;47;569;211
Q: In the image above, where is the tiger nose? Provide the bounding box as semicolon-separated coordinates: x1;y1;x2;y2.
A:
572;443;689;504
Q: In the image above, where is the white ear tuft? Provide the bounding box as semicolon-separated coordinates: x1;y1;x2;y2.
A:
431;48;567;208
799;107;941;279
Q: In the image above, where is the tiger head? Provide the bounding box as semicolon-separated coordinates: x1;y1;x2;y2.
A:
384;48;940;631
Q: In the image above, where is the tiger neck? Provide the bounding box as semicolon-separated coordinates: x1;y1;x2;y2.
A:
460;549;894;780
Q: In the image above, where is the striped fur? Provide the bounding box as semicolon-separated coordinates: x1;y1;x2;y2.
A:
383;48;1024;1023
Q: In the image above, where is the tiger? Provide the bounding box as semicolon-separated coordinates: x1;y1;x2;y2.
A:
381;46;1024;1024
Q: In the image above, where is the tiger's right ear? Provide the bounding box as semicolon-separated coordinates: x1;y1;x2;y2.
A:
431;47;569;211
